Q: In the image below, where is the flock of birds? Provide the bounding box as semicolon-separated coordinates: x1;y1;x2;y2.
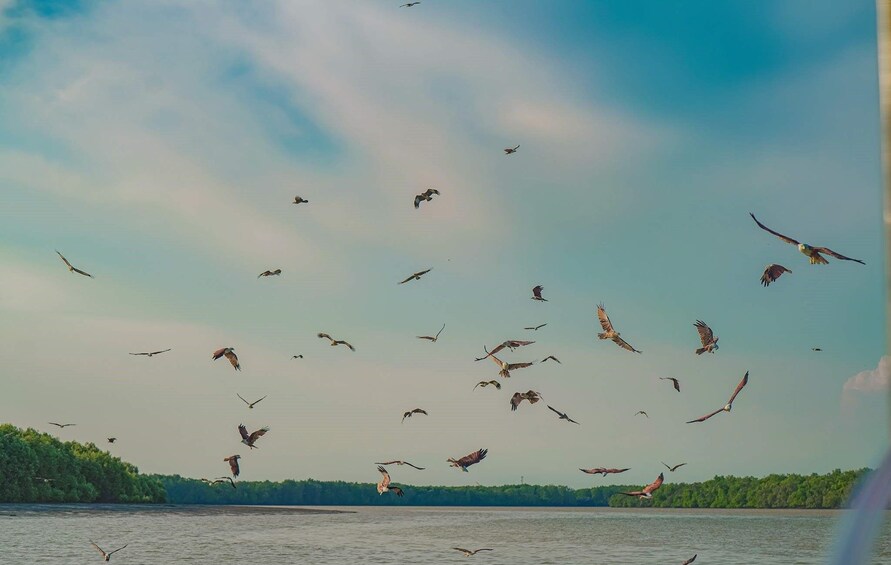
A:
41;5;870;558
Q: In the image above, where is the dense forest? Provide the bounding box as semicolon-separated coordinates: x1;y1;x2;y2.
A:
156;468;868;509
0;425;166;503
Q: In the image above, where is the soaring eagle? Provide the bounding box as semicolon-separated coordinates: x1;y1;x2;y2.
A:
687;371;749;423
474;340;535;361
238;424;269;448
448;448;487;472
90;541;128;562
531;285;547;301
490;354;534;379
417;323;445;342
56;250;93;278
694;320;719;355
223;454;241;477
596;304;641;353
510;390;542;411
504;145;520;155
414;189;439;209
760;264;791;287
258;269;282;278
620;472;664;500
376;466;404;496
129;348;171;357
579;467;630;477
402;408;428;423
398;268;432;284
453;547;494;556
375;460;425;470
473;380;501;390
317;333;355;351
547;405;579;424
212;347;240;371
750;213;864;265
660;377;681;392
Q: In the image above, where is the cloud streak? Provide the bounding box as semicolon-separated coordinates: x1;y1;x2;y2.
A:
844;357;891;393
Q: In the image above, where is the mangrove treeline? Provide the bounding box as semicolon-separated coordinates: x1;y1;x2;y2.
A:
0;425;166;503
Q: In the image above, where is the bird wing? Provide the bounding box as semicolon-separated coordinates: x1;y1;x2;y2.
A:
414;269;431;278
249;427;269;442
643;473;664;494
490;380;502;389
609;468;630;474
404;462;425;470
453;548;471;554
532;285;544;298
90;542;107;558
224;350;240;370
681;554;697;565
337;340;356;351
434;323;445;339
812;246;865;264
694;320;714;347
317;333;333;342
510;393;522;410
761;264;790;286
390;486;404;497
377;466;391;488
613;336;641;353
413;409;427;416
151;349;172;355
546;405;563;417
662;461;671;470
212;348;227;360
749;213;800;246
457;449;486;466
727;371;749;405
596;304;615;333
237;393;250;406
672;463;688;471
398;273;415;284
238;425;250;442
108;545;128;555
507;362;533;370
226;457;240;477
71;266;93;277
252;395;267;407
417;335;435;341
686;408;723;424
56;250;73;269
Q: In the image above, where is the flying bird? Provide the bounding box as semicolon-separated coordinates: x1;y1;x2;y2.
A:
212;347;240;371
531;285;547;301
293;196;308;204
317;333;355;351
201;477;236;489
547;405;579;424
107;438;116;444
399;268;432;284
510;390;542;411
750;212;865;265
490;354;534;379
681;555;697;565
375;460;425;470
453;548;494;557
474;340;535;361
237;394;267;409
56;250;93;278
524;323;547;331
223;455;241;477
414;189;439;209
662;462;687;472
238;424;269;449
620;472;664;500
694;320;719;354
402;408;428;423
258;269;282;278
687;371;749;424
812;347;823;352
400;2;421;7
504;145;520;155
579;468;630;477
48;422;75;429
33;476;56;483
129;348;171;357
448;448;488;472
596;304;641;353
90;541;128;562
660;377;681;392
292;354;304;359
376;466;404;497
634;411;649;418
473;380;502;390
761;264;791;287
540;355;561;364
417;323;445;342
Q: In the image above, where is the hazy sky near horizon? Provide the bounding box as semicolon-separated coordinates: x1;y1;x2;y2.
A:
0;0;887;489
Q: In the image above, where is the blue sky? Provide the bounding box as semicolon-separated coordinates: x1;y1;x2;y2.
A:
0;0;885;488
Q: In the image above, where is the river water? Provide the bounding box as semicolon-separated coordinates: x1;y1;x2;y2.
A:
1;505;890;564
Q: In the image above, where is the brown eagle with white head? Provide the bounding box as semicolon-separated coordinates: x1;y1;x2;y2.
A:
596;304;641;353
238;424;269;449
620;472;664;500
376;466;404;497
448;448;487;472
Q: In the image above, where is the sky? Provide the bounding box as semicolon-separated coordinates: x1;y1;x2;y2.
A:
0;0;886;489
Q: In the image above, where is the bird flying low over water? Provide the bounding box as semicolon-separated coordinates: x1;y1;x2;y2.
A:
490;354;534;379
694;320;719;354
402;408;428;423
448;448;487;471
237;394;267;409
660;377;681;392
90;541;128;562
525;323;547;331
681;555;697;565
258;269;282;278
635;411;649;418
375;460;425;470
223;455;241;477
417;323;445;342
399;268;432;284
48;422;75;428
596;304;641;353
453;547;494;556
541;355;561;364
317;333;355;351
56;250;93;278
293;196;308;204
510;390;542;411
474;340;535;361
547;405;579;424
687;371;749;424
662;462;687;472
238;424;269;448
579;467;630;477
212;347;240;370
33;476;56;483
201;477;236;489
504;145;520;154
129;348;171;357
620;472;664;500
376;466;404;496
531;285;547;301
760;264;791;287
414;189;439;209
750;213;865;265
473;380;501;390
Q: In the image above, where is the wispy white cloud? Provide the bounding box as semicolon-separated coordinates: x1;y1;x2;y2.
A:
844;357;891;393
